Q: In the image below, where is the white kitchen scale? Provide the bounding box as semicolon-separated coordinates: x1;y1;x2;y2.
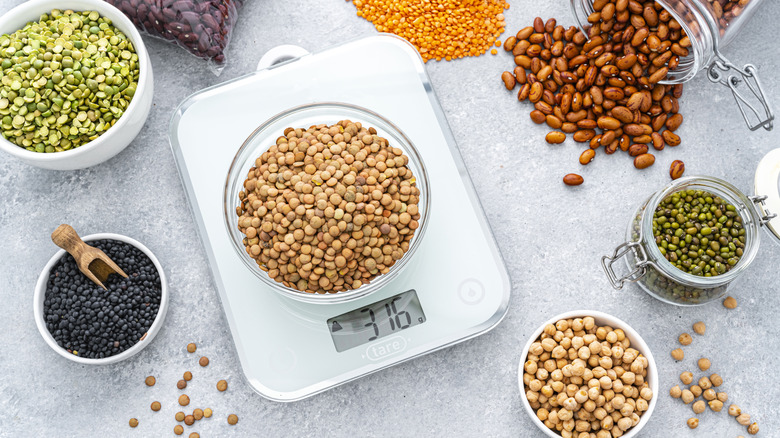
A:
169;35;511;401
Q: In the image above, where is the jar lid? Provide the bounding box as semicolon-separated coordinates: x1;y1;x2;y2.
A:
754;148;780;244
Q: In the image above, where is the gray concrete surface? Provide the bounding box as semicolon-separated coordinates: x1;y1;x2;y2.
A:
1;0;779;437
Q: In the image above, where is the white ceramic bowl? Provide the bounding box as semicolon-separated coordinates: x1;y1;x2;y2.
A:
517;310;658;438
0;0;154;170
33;233;168;364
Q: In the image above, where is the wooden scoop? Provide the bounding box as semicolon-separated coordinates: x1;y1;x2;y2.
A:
51;224;128;290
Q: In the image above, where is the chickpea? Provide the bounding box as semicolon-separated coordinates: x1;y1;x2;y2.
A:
680;371;693;385
681;389;694;404
697;357;711;371
703;388;716;401
748;422;759;435
728;404;741;417
717;392;728;403
669;385;682;398
737;413;751;426
671;348;684;361
690;385;702;398
693;321;706;335
710;373;723;387
687;418;699;429
692;400;705;414
617;417;632;431
678;333;693;346
708;400;723;412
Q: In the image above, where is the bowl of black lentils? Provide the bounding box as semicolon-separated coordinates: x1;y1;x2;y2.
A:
33;233;168;364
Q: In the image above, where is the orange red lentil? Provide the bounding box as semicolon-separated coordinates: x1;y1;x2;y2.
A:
347;0;510;62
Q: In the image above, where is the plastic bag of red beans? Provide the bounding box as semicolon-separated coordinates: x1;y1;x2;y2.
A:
103;0;243;74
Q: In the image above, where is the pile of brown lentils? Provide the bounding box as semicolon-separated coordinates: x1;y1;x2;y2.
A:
501;0;691;185
237;120;421;294
522;316;653;437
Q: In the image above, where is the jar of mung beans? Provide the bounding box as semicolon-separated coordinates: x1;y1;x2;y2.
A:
570;0;773;131
603;152;780;305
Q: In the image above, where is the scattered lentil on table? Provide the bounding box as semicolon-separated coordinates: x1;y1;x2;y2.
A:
347;0;509;62
237;121;422;294
128;418;138;428
176;411;186;422
204;408;213;418
174;425;184;435
150;401;161;411
187;343;197;353
217;380;228;391
43;239;161;359
227;414;238;425
177;379;187;389
652;189;744;276
145;376;156;386
0;9;139;152
199;356;209;367
193;408;204;420
179;394;190;406
183;371;193;381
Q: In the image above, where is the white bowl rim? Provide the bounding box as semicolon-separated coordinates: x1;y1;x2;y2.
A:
0;0;150;162
33;232;168;365
517;310;658;438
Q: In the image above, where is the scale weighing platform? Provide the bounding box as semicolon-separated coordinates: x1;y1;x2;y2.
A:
169;35;511;401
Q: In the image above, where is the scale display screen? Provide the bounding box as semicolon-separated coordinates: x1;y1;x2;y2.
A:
327;290;426;352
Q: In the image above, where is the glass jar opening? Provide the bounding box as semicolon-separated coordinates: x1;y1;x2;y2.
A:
639;175;761;287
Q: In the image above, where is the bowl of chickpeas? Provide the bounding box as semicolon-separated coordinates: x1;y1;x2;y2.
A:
517;310;658;438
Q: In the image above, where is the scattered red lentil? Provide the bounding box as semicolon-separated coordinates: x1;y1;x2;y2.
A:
348;0;510;62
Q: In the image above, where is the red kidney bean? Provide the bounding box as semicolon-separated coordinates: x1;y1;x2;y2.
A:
103;0;243;71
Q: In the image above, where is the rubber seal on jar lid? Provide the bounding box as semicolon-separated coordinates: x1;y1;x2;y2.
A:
754;148;780;245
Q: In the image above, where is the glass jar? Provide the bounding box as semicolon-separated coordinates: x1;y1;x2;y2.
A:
570;0;773;131
602;174;778;305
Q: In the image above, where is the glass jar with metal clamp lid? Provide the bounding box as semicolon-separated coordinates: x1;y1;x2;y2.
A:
602;151;780;305
570;0;773;131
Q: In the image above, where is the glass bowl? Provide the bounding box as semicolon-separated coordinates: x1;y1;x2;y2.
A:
223;102;431;304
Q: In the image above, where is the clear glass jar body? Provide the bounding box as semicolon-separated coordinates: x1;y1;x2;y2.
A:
608;176;763;305
570;0;767;83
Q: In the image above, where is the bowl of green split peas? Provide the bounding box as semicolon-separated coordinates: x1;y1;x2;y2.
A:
0;0;153;170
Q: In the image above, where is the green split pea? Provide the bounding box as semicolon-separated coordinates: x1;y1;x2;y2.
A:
652;189;745;277
0;9;139;153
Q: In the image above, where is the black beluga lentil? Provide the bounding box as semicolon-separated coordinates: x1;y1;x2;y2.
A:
43;239;161;359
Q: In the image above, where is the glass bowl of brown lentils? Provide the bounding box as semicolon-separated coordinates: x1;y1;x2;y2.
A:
224;103;431;304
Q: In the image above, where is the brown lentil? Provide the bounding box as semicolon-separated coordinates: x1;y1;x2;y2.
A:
176;411;186;422
199;356;209;367
185;415;195;426
145;376;156;386
150;401;161;411
179;394;190;407
228;414;239;425
349;0;509;62
174;425;184;435
193;408;204;420
178;380;187;390
129;418;139;428
238;121;421;294
187;343;197;353
189;433;200;438
183;371;193;381
217;380;228;392
204;408;213;418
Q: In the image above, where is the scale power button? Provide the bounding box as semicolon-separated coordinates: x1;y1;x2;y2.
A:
365;336;408;361
458;278;485;305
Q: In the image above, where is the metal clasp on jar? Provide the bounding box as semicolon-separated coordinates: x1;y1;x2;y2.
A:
602;241;649;289
707;50;774;131
749;195;778;225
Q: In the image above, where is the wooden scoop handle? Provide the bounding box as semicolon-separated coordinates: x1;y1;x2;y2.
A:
52;224;88;262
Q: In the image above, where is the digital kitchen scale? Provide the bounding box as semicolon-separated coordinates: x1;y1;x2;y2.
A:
169;35;511;401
